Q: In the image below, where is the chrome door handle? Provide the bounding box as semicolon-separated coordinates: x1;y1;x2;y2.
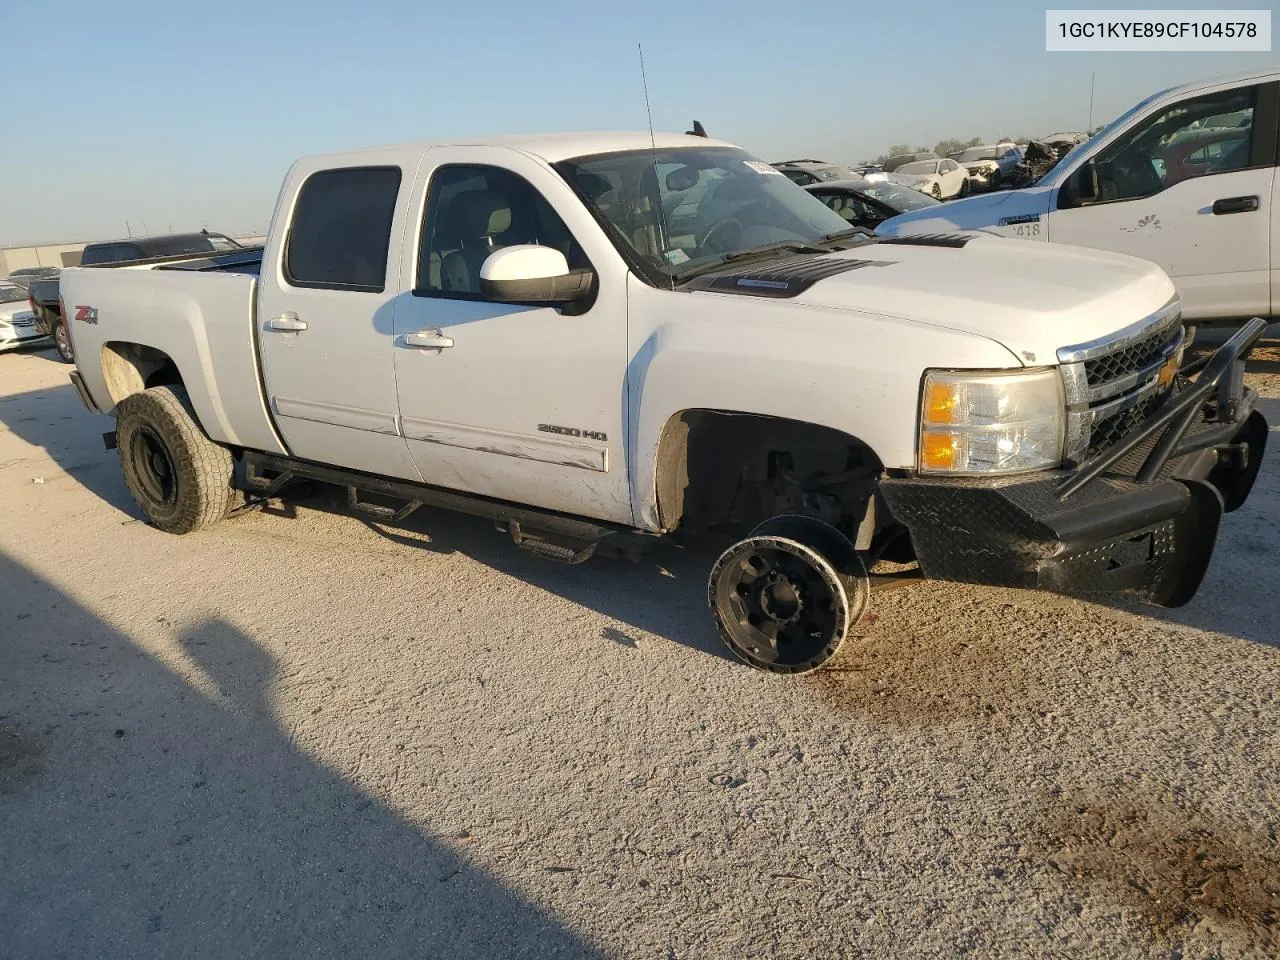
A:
402;330;454;349
265;313;308;332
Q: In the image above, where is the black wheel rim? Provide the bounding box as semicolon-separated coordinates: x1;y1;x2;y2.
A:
129;426;178;507
710;537;847;671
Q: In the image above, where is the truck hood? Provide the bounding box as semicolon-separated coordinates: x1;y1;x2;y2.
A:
876;185;1054;236
710;237;1176;364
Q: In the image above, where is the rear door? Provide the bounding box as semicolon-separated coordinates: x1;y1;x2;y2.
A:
1050;81;1277;320
256;151;425;481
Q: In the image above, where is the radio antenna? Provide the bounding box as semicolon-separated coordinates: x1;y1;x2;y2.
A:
638;43;675;290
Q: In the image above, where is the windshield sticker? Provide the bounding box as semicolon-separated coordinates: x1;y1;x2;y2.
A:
664;249;691;265
742;160;783;176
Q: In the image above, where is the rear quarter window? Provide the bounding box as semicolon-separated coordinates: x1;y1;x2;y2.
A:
284;166;402;292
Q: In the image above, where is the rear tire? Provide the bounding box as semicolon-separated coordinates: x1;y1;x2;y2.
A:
931;183;942;199
116;385;236;534
52;319;74;364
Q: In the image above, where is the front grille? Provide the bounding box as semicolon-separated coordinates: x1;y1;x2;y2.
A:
1057;299;1184;464
1087;392;1166;456
1083;321;1180;387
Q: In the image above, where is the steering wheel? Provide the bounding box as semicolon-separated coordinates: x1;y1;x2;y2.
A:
698;218;745;254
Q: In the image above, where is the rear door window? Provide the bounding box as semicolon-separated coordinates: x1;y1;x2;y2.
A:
285;167;402;292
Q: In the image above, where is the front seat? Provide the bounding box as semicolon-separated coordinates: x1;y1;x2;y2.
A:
439;190;514;294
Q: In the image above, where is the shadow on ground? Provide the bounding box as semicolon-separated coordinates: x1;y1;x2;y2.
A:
0;551;602;959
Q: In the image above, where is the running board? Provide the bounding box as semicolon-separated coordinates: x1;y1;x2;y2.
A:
239;449;625;550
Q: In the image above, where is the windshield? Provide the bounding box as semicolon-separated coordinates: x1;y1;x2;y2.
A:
956;147;999;162
0;284;27;304
896;160;939;175
860;182;941;211
1038;85;1178;187
555;146;853;283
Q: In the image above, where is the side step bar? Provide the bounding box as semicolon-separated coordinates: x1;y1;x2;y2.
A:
239;450;632;563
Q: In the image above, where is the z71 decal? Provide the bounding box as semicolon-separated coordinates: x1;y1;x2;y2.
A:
74;305;99;324
997;214;1042;239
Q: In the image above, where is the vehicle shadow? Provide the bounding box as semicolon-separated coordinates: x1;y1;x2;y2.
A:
0;549;604;959
0;376;138;516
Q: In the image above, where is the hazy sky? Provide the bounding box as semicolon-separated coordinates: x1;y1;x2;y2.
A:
2;0;1274;246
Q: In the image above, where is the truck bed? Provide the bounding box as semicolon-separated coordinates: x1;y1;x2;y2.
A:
60;263;286;457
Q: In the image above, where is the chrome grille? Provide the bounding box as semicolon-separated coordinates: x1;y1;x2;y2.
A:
1057;298;1184;464
1088;392;1166;456
1083;321;1181;388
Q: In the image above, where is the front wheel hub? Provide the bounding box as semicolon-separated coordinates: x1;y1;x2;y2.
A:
709;534;853;674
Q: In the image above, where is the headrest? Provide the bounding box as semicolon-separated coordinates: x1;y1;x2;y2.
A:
450;190;512;239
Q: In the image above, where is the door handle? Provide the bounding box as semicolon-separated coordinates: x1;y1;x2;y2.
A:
265;313;308;332
401;330;454;350
1212;196;1259;215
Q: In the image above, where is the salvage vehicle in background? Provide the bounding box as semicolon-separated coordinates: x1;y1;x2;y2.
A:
950;143;1022;191
0;280;47;352
881;151;938;172
5;266;59;291
771;159;865;185
878;68;1278;325
26;231;245;363
804;177;941;230
894;158;970;198
61;131;1268;675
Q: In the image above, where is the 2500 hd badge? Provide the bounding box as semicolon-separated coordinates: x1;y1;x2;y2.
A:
538;423;608;442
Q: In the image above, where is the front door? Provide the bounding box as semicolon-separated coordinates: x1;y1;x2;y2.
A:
390;147;632;524
1050;81;1276;320
256;153;425;482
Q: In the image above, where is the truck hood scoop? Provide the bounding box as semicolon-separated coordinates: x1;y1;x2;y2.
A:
682;254;894;299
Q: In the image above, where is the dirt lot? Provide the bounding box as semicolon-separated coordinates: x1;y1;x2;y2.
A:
2;337;1278;959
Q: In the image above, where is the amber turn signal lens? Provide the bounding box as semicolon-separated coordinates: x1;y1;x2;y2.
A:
924;382;957;425
922;432;956;470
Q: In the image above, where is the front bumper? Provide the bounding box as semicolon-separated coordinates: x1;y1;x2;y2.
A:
880;318;1269;607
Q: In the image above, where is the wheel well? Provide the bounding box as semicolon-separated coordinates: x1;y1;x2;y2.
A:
654;410;898;549
101;342;184;406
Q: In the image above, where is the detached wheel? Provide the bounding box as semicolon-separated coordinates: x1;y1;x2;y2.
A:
52;319;74;363
116;385;236;534
708;516;869;674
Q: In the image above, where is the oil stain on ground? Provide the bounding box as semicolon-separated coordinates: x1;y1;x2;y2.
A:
1033;787;1280;956
0;724;45;793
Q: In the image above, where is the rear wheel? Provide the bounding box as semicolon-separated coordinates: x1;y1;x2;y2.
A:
116;386;236;534
52;319;74;363
708;516;869;674
931;183;942;199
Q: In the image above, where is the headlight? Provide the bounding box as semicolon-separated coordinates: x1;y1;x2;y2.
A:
918;368;1064;475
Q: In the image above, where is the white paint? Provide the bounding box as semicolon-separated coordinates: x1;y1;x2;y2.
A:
879;67;1279;321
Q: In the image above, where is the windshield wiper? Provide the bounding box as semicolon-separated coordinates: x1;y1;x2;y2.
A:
671;239;828;282
814;227;875;246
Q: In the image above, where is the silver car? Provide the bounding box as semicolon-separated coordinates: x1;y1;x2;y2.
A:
0;281;47;352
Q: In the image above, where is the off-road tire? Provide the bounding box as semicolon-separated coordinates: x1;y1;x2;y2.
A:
116;385;236;534
52;319;74;363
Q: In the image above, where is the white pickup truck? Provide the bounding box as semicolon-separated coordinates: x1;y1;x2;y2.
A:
61;131;1268;674
879;68;1279;325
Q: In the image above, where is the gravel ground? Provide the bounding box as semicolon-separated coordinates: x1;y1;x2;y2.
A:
1;337;1278;960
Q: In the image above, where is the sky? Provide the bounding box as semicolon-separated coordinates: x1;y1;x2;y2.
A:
2;0;1275;246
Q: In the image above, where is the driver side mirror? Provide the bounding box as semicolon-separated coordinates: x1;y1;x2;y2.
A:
479;245;594;310
1073;158;1100;204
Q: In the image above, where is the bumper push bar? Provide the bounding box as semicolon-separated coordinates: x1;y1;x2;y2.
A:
881;317;1270;608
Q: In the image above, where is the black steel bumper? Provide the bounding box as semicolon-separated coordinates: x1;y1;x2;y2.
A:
880;318;1270;607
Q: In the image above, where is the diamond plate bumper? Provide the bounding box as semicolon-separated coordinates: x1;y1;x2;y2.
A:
880;319;1269;608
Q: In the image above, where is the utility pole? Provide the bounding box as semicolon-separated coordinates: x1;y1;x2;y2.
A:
1088;70;1096;131
126;220;133;237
